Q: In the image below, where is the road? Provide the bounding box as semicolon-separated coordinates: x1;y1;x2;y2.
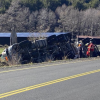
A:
0;58;100;100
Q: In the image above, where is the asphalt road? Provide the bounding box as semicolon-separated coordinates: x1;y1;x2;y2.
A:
0;58;100;100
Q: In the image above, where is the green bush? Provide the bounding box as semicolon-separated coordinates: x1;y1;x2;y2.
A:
19;0;43;11
89;0;100;8
4;44;8;47
19;0;70;11
1;0;100;13
0;45;3;47
0;0;12;14
73;1;86;10
19;0;100;11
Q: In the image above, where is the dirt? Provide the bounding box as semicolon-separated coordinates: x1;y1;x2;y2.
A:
0;57;9;67
0;61;9;67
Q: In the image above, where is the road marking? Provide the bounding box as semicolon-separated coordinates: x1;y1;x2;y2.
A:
0;58;99;74
0;69;100;99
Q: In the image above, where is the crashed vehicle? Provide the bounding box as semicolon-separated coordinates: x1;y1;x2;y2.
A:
1;33;100;65
1;33;77;64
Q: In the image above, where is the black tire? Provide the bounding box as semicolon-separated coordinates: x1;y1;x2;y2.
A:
57;34;66;43
47;35;57;45
19;40;32;49
31;42;36;49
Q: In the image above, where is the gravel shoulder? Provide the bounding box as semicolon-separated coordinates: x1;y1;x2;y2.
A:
0;56;100;69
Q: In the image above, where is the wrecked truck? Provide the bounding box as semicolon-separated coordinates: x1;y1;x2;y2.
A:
1;33;76;64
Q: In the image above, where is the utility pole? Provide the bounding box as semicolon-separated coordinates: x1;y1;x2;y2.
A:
10;25;17;45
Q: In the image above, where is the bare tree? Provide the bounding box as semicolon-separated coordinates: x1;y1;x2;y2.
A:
82;8;100;36
29;11;39;32
56;6;80;35
0;0;31;32
36;8;57;32
0;1;100;36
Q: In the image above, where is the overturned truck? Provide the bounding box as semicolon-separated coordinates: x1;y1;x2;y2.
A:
2;33;77;64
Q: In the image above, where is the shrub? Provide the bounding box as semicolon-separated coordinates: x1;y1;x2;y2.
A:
0;0;12;14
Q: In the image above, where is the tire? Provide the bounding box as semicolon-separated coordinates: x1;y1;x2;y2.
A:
57;34;66;43
19;40;32;49
31;42;36;49
41;39;47;47
29;50;39;58
35;40;40;48
35;40;44;48
64;33;71;42
47;35;57;45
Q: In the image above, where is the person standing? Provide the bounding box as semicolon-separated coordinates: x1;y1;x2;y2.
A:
77;41;82;58
79;41;83;58
87;41;95;57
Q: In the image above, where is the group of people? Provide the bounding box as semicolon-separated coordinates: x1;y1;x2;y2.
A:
75;40;95;59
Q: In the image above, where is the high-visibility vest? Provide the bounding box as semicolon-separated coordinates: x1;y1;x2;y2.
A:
88;43;95;51
5;57;8;61
86;51;90;56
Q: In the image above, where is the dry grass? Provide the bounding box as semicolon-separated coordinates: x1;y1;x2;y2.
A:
45;55;54;62
0;57;9;67
62;56;67;60
0;44;8;54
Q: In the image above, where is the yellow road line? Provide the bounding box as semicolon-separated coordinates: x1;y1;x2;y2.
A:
0;58;99;74
0;69;100;99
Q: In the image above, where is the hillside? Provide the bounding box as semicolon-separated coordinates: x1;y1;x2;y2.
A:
0;0;100;36
0;0;100;13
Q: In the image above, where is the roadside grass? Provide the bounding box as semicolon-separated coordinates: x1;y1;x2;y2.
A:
0;44;8;54
0;47;9;67
0;47;5;54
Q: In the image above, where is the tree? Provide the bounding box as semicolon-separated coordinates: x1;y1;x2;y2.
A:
36;8;57;32
29;11;39;31
0;0;12;13
81;8;100;36
56;5;80;34
73;1;86;10
90;0;100;8
20;0;43;11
